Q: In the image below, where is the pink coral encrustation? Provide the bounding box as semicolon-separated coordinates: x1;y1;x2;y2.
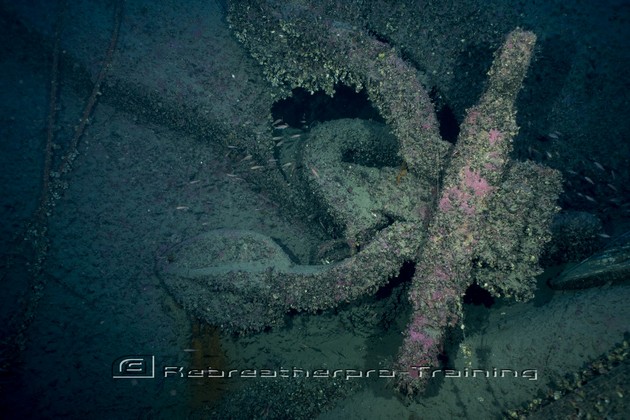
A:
462;166;493;197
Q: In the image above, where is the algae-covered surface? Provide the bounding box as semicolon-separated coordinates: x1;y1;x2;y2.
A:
1;0;629;418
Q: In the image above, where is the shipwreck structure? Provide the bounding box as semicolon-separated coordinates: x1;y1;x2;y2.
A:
157;0;562;393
